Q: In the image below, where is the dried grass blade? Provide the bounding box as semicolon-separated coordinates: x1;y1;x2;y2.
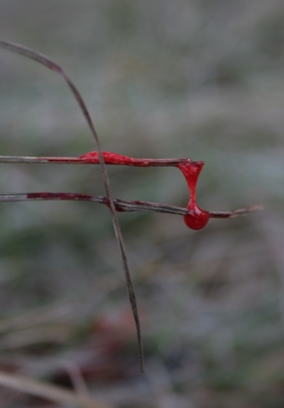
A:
0;193;263;218
0;370;112;408
209;205;264;218
0;40;144;371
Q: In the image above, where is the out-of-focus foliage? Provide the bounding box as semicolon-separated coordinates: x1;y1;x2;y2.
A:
0;1;284;407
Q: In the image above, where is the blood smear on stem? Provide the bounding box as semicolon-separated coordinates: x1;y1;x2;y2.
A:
80;151;210;230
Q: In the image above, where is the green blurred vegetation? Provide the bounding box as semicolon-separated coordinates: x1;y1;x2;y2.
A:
0;1;284;407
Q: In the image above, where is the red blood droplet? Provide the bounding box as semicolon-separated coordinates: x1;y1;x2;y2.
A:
178;160;210;230
184;207;209;230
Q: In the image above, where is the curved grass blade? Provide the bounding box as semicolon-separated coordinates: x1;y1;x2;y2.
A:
0;40;144;371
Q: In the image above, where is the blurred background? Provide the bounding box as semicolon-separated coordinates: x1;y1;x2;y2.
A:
0;1;284;407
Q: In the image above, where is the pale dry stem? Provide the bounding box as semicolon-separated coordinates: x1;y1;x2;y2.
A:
0;370;113;408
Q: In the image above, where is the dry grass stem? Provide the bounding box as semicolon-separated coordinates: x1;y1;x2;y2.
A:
0;40;143;371
0;370;113;408
0;192;263;218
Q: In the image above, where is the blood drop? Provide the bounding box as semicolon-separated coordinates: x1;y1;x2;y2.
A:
178;160;210;230
183;207;209;230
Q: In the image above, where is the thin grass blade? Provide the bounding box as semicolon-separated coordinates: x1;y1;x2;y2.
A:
0;40;144;371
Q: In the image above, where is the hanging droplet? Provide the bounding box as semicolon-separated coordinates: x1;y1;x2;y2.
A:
184;207;209;230
178;160;210;230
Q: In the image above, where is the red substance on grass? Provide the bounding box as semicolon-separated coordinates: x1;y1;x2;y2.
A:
80;151;210;230
177;161;210;230
103;197;125;212
27;192;92;201
79;151;151;166
27;192;51;199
